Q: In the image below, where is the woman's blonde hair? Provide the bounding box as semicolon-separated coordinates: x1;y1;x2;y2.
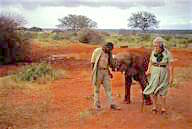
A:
153;37;165;48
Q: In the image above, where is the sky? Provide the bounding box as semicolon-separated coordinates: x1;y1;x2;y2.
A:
0;0;191;29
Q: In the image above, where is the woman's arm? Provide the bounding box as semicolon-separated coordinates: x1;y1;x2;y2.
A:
146;62;152;76
168;62;174;84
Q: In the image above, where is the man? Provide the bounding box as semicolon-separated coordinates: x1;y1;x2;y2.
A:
91;42;120;110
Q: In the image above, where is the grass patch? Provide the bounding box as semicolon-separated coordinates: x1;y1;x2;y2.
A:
80;109;94;119
11;63;66;84
25;31;192;48
105;33;192;48
171;66;192;87
33;39;71;48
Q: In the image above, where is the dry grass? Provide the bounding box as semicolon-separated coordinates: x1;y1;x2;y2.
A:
0;76;52;129
172;66;192;87
0;63;66;129
32;39;71;48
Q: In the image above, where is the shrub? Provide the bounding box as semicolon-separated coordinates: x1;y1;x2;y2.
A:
14;63;65;83
0;12;31;64
29;26;43;32
51;33;66;40
162;35;173;41
77;28;104;44
37;32;50;42
138;34;152;42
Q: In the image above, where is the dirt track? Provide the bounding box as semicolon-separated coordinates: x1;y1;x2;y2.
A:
1;43;192;129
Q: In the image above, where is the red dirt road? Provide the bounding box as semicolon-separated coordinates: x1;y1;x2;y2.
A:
1;43;192;129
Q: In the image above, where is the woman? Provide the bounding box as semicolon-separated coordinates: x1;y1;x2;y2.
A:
143;37;174;114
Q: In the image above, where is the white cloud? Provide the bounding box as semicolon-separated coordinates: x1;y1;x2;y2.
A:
0;0;191;29
0;0;166;9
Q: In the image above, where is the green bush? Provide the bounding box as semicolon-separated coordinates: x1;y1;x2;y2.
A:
14;63;65;83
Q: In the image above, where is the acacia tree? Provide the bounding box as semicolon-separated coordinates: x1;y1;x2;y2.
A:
57;14;97;31
128;11;159;31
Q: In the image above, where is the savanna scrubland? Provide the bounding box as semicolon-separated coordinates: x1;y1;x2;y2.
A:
0;14;192;129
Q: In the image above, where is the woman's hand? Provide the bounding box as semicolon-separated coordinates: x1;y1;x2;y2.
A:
146;70;151;76
146;62;152;76
169;76;173;85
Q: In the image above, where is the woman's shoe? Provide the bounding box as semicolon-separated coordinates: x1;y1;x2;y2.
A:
160;109;167;115
152;107;158;114
110;104;121;110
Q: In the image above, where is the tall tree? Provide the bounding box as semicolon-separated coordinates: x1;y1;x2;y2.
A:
57;14;97;31
128;11;159;31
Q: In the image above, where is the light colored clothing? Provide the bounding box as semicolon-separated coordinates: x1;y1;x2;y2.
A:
91;48;113;106
143;49;173;96
91;48;110;86
94;69;113;106
98;51;109;69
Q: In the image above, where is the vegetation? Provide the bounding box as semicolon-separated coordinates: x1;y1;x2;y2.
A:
2;12;188;48
12;63;66;83
0;74;52;129
172;67;192;87
128;11;159;31
18;29;192;48
77;28;105;44
57;14;97;31
0;12;31;64
105;33;192;48
28;26;43;32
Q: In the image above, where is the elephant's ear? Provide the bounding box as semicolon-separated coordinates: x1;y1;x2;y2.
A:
111;54;118;70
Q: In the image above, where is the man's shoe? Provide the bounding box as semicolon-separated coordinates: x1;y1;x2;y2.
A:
110;104;121;110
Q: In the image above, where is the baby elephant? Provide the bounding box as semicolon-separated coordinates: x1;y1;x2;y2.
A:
113;51;152;105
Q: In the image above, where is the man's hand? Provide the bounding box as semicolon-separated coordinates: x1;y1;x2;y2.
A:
109;72;113;78
91;63;95;70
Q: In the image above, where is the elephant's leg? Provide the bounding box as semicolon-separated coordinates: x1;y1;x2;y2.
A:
138;73;152;105
124;75;132;104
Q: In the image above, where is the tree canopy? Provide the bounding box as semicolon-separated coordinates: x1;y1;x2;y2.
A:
128;11;159;31
57;14;97;31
